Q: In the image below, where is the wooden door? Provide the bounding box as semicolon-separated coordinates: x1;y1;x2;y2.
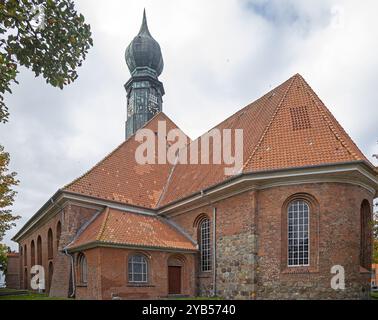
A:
168;266;181;294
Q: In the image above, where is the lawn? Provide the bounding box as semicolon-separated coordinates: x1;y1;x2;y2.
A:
0;289;71;300
371;292;378;300
171;296;223;300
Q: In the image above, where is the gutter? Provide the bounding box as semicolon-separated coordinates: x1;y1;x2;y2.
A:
66;241;198;254
158;160;378;214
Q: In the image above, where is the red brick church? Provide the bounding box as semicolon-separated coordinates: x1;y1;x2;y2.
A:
12;11;378;300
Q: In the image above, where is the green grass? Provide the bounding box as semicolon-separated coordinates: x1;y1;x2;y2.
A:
0;288;21;293
371;292;378;300
171;296;223;300
0;290;72;300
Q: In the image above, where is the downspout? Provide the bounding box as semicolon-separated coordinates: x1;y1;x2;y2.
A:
212;207;217;297
64;249;76;298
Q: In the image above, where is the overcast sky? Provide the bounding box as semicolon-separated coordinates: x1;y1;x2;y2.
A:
1;0;378;250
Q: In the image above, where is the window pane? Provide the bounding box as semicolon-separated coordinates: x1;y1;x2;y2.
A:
288;200;310;267
79;254;87;284
128;255;148;283
200;219;211;272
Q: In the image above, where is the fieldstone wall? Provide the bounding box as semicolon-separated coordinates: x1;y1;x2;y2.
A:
257;278;371;300
216;232;257;299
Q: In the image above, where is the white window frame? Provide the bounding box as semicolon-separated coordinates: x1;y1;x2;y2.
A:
287;200;310;267
128;255;148;283
200;219;212;272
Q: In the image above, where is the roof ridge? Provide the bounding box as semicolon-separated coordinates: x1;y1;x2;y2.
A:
158;76;296;206
67;207;197;252
156;155;179;208
62;111;170;191
191;80;293;142
97;207;110;241
298;75;366;162
242;74;297;170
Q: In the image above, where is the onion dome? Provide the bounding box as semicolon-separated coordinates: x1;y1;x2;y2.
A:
125;9;164;78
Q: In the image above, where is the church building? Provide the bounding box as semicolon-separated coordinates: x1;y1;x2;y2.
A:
12;11;378;300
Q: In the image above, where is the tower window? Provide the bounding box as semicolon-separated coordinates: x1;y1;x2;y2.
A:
149;94;158;104
288;200;309;267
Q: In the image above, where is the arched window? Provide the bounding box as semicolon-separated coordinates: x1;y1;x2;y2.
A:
360;200;372;269
31;240;35;266
77;253;88;284
199;218;211;272
128;255;148;283
37;236;42;265
23;245;27;266
56;221;62;250
288;200;309;267
47;228;53;259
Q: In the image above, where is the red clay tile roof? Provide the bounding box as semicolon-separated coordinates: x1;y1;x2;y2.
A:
158;74;370;206
243;74;368;172
63;74;370;209
63;113;188;209
67;208;196;251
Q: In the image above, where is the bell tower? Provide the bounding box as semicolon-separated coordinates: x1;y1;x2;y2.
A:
124;10;165;140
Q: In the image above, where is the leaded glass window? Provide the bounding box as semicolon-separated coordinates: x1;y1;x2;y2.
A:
200;219;211;272
78;253;88;284
128;255;148;283
288;200;309;267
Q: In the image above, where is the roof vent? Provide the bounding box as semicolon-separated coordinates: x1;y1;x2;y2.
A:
290;106;311;131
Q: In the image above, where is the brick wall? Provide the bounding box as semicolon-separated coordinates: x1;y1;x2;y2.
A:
74;247;196;300
14;181;374;300
5;253;20;289
256;182;373;299
170;182;373;300
17;203;99;297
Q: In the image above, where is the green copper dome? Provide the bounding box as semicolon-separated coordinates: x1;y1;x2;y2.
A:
125;10;164;78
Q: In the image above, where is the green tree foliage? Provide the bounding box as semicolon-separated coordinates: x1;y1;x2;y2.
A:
0;145;19;242
0;243;8;274
374;202;378;263
0;0;93;122
374;202;378;239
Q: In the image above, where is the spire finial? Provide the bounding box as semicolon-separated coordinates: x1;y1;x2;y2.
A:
138;8;151;36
